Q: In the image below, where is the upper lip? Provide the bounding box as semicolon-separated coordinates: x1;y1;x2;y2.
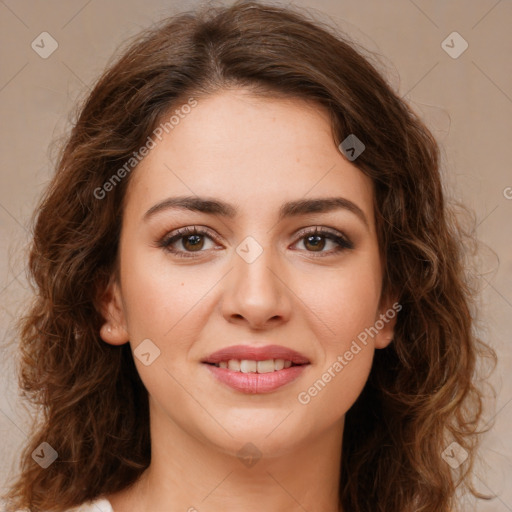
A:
202;344;310;365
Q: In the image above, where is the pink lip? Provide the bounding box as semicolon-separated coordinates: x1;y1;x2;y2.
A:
202;344;310;365
204;364;308;394
202;344;310;394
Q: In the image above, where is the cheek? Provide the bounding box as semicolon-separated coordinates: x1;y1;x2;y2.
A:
295;342;374;436
271;256;381;432
119;242;213;341
118;251;220;436
302;253;382;348
293;252;380;417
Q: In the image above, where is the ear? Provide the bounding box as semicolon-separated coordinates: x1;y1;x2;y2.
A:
373;293;401;349
96;274;130;346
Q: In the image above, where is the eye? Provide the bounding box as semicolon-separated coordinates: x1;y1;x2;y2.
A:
158;225;354;259
292;227;354;257
158;226;220;258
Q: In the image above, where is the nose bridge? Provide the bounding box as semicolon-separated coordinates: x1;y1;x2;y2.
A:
221;234;291;326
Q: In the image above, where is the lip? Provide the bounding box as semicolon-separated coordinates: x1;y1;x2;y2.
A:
202;344;310;365
204;364;308;394
201;344;310;394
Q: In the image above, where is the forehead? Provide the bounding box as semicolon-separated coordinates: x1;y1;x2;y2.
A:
124;89;374;225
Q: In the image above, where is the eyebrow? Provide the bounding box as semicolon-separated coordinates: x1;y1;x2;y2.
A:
143;195;369;228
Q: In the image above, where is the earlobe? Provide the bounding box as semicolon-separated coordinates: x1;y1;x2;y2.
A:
97;276;130;346
100;322;129;345
374;295;400;350
375;333;394;350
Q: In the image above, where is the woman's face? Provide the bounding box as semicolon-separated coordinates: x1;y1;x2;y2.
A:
101;88;396;456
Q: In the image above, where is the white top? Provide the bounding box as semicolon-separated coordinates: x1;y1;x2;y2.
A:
67;497;114;512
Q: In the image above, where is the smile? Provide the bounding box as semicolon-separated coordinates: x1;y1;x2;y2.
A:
203;359;309;394
208;358;296;373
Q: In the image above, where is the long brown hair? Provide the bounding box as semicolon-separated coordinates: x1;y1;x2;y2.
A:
3;2;495;511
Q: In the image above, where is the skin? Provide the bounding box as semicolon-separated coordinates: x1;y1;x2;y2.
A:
99;88;396;512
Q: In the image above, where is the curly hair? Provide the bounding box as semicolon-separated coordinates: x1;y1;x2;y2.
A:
2;1;496;511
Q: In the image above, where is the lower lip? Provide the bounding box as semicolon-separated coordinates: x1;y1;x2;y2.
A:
203;363;308;394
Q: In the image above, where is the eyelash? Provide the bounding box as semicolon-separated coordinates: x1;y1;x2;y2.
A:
157;225;354;259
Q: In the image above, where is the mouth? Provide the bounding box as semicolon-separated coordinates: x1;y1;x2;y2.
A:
201;344;310;394
205;358;302;373
202;343;310;365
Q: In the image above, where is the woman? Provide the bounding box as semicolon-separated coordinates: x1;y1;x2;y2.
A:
2;1;494;511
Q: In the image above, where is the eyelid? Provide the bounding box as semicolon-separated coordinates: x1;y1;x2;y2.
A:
158;225;221;248
290;226;354;255
293;225;352;244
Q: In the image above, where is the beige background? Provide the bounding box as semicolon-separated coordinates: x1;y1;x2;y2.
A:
0;0;510;509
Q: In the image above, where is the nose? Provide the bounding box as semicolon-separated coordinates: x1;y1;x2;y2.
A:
220;243;292;330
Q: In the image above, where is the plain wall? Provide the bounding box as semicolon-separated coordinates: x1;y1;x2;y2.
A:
0;0;511;509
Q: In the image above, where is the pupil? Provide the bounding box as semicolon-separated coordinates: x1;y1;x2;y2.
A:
184;235;203;250
306;235;324;251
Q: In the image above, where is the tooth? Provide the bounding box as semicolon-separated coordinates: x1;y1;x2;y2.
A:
274;359;285;371
284;360;292;368
257;359;275;373
219;361;228;368
240;360;257;373
228;359;241;371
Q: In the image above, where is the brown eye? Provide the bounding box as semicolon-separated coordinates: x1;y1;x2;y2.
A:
303;234;326;252
158;226;219;258
181;234;205;251
293;227;354;256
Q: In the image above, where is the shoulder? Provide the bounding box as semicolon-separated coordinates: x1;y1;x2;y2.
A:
66;497;114;512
